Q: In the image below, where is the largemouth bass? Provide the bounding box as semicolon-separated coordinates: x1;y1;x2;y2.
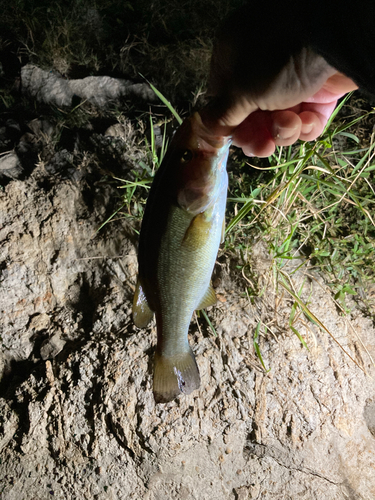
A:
133;112;231;403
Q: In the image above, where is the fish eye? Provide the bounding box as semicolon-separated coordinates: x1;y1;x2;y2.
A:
181;149;193;163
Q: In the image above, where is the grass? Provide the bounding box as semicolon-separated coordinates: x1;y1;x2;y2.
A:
101;88;176;231
226;94;375;308
222;94;375;370
0;0;240;105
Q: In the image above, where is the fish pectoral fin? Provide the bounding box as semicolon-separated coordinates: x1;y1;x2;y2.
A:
132;278;154;328
196;283;217;310
181;212;210;250
153;349;200;404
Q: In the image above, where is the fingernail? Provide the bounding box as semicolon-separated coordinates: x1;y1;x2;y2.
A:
241;146;254;157
274;127;298;140
301;123;313;135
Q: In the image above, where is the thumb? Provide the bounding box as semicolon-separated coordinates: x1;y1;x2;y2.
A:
200;96;258;136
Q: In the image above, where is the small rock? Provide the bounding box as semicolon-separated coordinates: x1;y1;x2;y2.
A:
233;487;249;500
40;333;66;360
0;151;20;172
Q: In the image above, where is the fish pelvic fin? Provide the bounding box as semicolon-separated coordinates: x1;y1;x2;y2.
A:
153;349;200;404
133;278;154;328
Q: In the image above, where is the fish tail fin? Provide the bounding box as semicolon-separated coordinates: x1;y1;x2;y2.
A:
153;349;200;404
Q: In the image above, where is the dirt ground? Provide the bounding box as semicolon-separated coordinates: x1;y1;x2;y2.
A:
1;70;375;500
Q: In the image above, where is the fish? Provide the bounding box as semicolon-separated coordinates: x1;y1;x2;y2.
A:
133;111;231;403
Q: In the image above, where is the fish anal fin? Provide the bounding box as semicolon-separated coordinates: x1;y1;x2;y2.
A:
153;349;200;404
132;278;154;328
196;284;217;310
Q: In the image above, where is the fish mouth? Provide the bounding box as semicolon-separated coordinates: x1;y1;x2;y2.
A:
191;112;232;152
175;111;231;214
178;140;230;214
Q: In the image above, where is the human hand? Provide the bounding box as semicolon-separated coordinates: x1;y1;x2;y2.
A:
203;65;357;157
201;6;358;157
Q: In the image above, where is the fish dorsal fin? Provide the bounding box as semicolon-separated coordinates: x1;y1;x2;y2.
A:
196;283;217;310
132;278;154;328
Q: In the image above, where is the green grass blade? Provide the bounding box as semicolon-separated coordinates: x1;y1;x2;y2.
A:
322;92;353;134
290;326;309;350
96;202;126;233
253;322;270;372
226;198;256;234
201;309;217;337
140;74;182;125
278;273;365;373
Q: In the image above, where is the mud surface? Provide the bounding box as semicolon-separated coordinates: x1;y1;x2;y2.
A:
1;73;375;500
